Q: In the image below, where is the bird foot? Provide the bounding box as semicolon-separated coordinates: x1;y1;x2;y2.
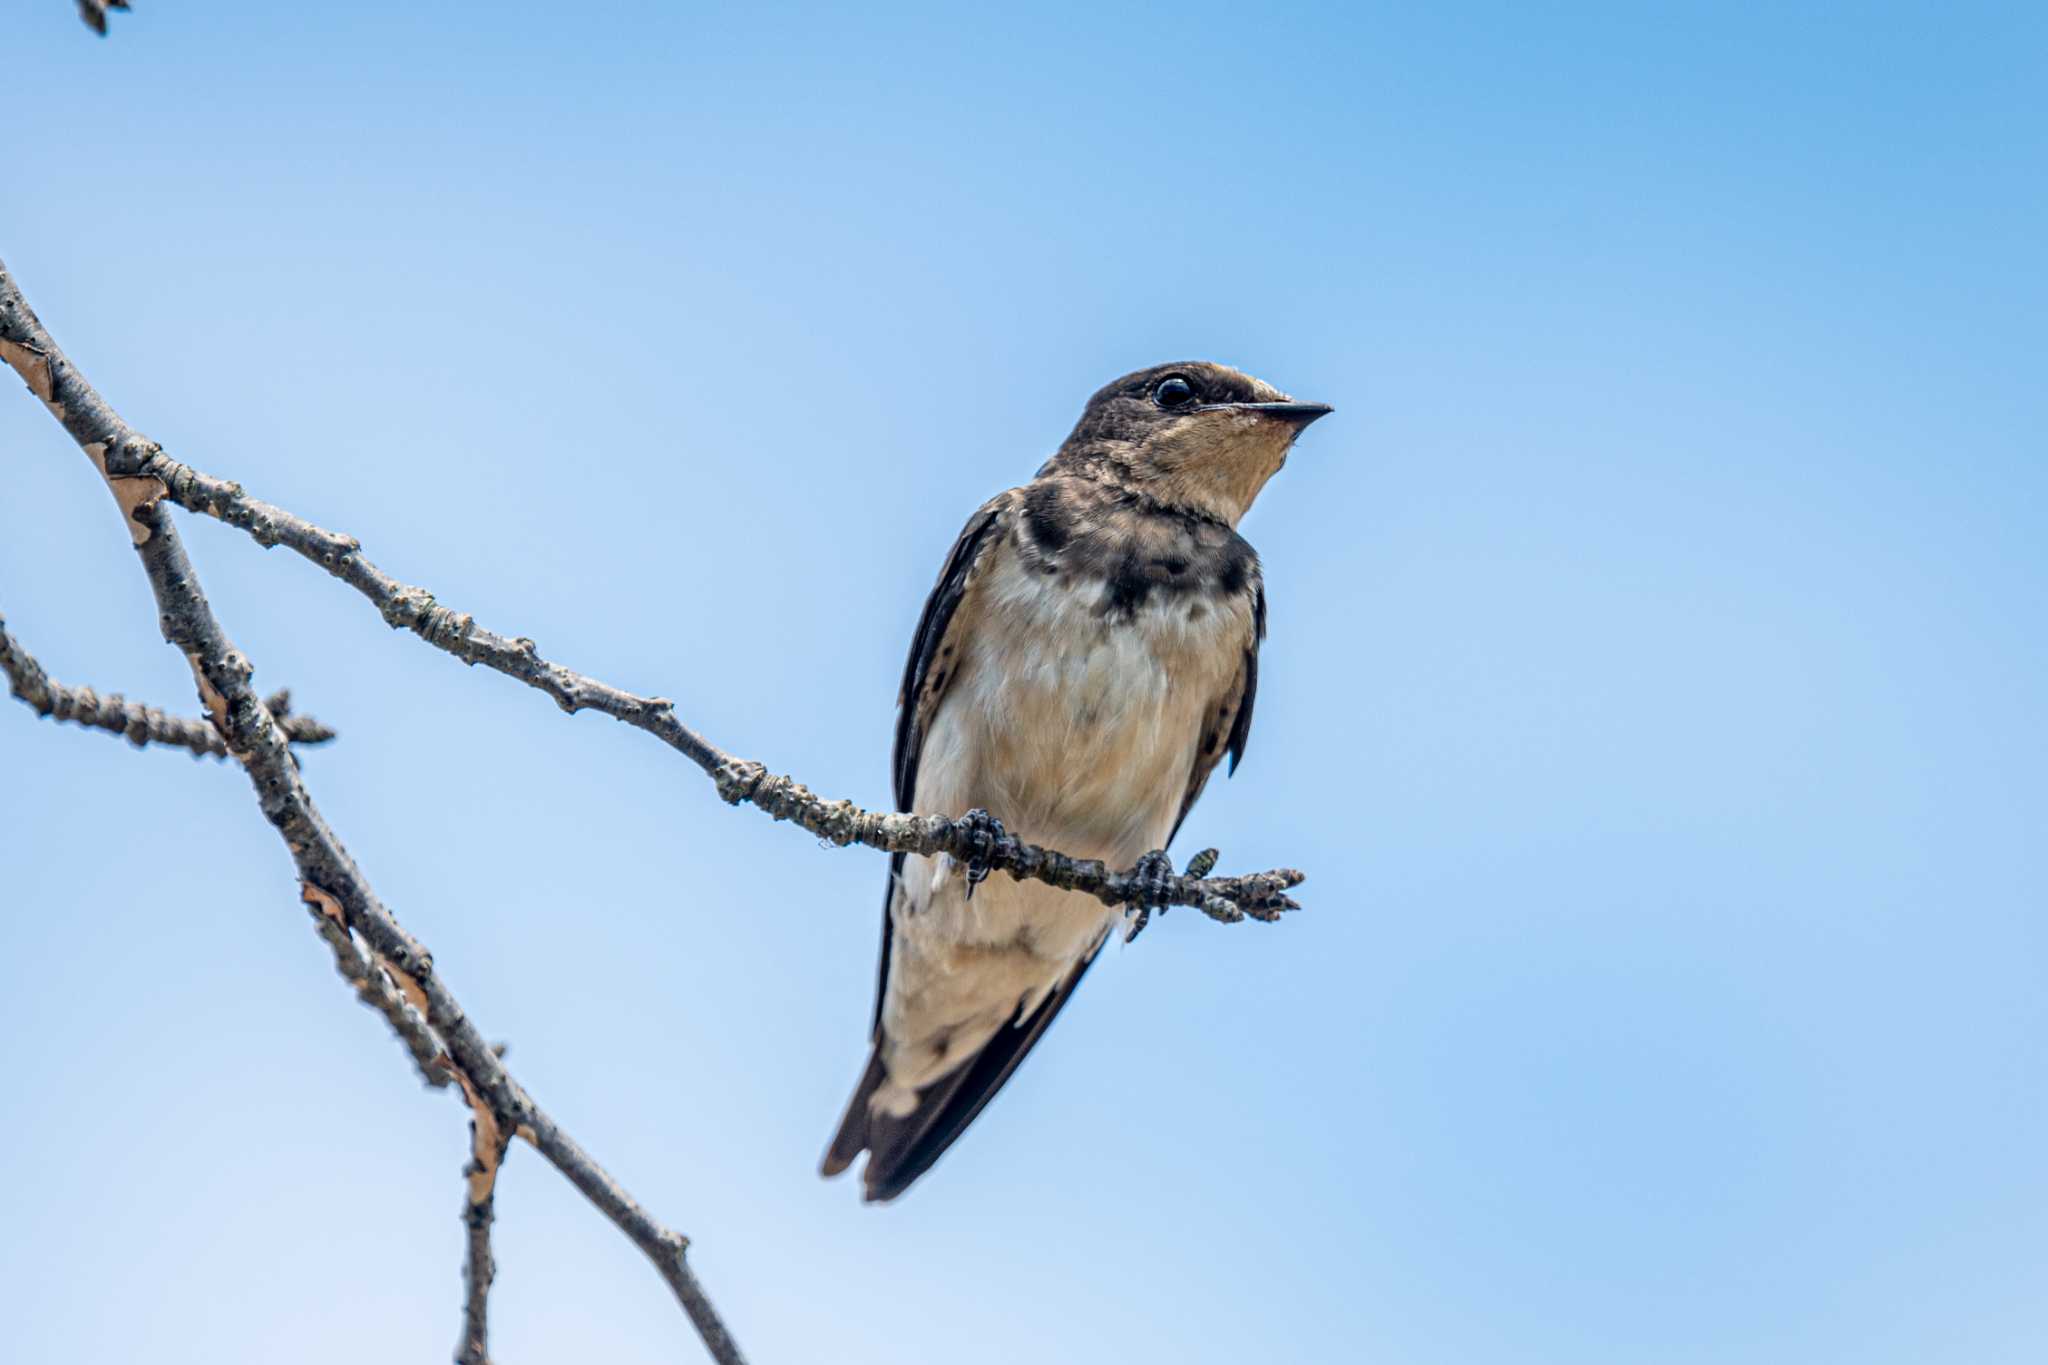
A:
958;808;1007;900
1125;847;1217;942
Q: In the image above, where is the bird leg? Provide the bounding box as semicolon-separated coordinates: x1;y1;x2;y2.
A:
958;808;1007;900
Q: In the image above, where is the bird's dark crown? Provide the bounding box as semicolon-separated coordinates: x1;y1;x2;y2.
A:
1040;361;1327;527
1059;361;1286;451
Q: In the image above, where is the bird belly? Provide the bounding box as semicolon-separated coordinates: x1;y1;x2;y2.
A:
876;560;1247;1097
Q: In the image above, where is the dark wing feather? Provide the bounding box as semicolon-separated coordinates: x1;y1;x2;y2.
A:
894;496;1007;808
871;497;1008;1037
825;495;1026;1189
1168;580;1265;848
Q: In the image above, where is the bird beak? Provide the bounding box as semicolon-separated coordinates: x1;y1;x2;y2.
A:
1206;400;1333;429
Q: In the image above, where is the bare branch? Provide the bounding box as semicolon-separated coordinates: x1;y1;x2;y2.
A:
1;617;335;758
1;256;748;1365
302;882;450;1090
132;448;1306;922
457;1119;512;1365
458;1183;498;1365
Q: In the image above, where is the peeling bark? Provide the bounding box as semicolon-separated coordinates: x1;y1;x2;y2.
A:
1;256;747;1365
1;619;335;758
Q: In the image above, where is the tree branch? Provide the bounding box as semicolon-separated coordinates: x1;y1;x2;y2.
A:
1;617;335;758
458;1184;498;1365
302;883;451;1091
125;445;1306;922
1;255;747;1365
458;1118;512;1365
3;202;1310;1354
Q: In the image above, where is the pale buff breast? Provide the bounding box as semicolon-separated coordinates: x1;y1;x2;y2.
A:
923;544;1252;866
874;541;1254;1100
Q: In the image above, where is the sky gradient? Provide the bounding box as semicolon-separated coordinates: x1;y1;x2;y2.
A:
3;3;2044;1362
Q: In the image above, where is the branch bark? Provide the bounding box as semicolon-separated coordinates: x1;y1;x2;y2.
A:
1;618;334;758
458;1181;498;1365
1;255;746;1365
458;1118;511;1365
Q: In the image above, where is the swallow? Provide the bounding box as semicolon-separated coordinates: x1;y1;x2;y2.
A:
822;361;1331;1202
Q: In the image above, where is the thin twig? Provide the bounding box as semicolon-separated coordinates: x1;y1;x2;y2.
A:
1;255;748;1365
129;447;1306;922
457;1122;511;1365
458;1186;497;1365
0;618;335;758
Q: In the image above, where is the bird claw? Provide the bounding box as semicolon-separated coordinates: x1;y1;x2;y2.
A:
958;808;1006;900
1123;848;1183;942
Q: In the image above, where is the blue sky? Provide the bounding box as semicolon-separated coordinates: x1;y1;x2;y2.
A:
2;3;2043;1361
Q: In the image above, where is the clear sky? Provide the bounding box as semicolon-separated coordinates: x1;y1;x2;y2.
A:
2;3;2043;1362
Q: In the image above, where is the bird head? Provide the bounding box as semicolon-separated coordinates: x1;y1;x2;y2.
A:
1049;361;1331;525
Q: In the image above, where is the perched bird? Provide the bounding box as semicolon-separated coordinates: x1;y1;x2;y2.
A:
822;361;1330;1202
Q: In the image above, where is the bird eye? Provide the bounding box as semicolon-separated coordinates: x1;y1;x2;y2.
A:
1153;376;1196;409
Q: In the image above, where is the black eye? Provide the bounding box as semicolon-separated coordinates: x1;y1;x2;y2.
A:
1153;376;1196;409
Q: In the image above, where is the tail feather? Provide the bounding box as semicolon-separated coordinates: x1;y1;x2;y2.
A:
820;1051;886;1178
820;946;1101;1202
